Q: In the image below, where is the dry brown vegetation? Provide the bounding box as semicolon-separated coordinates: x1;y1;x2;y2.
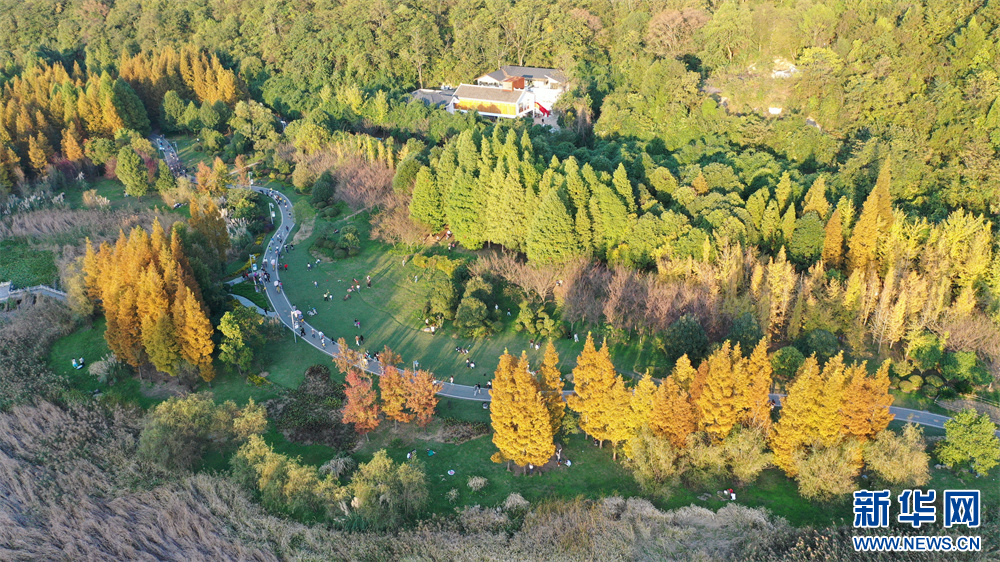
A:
0;206;176;243
561;261;725;340
0;397;782;561
370;193;430;247
4;399;992;561
0;298;74;409
330;157;395;211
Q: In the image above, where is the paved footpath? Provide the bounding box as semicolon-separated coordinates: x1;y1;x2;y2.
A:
250;186;488;401
249;186;999;435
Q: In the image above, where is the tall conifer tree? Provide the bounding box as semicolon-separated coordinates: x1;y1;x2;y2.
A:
492;352;555;467
696;342;741;441
649;375;697;447
537;342;565;437
567;334;625;448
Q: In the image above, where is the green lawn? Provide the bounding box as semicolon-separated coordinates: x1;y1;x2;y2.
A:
229;280;272;311
61;177;175;214
274;211;666;387
166;134;213;169
353;428;643;518
0;239;58;287
47;316;334;410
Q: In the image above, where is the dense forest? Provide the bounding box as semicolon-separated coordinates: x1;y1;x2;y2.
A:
0;0;996;419
2;1;1000;558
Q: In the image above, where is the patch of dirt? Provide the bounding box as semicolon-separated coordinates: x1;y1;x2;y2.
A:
139;377;188;400
310;247;333;263
292;216;316;244
418;418;491;444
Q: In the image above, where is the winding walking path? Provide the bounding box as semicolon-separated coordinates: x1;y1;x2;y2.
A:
248;186;999;436
250;185;488;401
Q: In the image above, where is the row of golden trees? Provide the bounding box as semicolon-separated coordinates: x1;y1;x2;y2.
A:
336;345;444;437
489;334;894;485
118;47;242;117
0;49;241;182
82;220;216;381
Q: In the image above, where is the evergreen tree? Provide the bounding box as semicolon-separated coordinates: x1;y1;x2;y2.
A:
822;208;844;267
117;146;148;196
161;90;186;132
802;175;830;217
380;365;414;427
111;79;151;134
409;165;445;230
612;163;636;212
760;199;781;246
444;171;486;249
780;206;797;244
574;207;593;254
492;170;530;251
525;188;580;264
537;342;565;437
491;352;555;467
343;369;380;438
775;172;793;212
155;160;176;192
936;409;1000;474
649;375;697;447
589;183;632;255
218;306;265;375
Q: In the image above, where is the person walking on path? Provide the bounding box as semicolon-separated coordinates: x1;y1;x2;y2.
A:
474;383;481;396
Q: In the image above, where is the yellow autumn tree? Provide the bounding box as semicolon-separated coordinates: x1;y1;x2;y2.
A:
671;354;697;392
173;284;216;382
537;342;565;437
82;222;213;378
815;353;848;447
649;375;697;448
841;361;894;441
696;342;741;441
567;334;627;449
770;356;824;476
737;339;774;431
491;351;555;468
630;374;657;432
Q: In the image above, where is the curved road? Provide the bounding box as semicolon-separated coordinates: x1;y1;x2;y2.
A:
251;185;487;401
248;185;999;435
